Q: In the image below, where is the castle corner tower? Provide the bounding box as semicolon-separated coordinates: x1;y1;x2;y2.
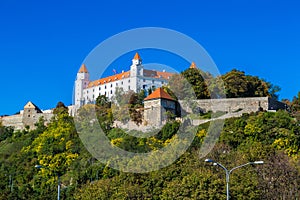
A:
130;52;143;92
75;64;90;106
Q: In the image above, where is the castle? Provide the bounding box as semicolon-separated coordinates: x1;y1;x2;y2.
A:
1;53;287;130
75;53;174;106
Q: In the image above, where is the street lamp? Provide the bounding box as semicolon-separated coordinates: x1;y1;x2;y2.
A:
205;159;264;200
35;165;61;200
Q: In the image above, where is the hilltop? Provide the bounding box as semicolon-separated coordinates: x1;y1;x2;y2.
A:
0;68;299;199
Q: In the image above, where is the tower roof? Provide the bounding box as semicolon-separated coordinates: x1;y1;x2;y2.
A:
133;52;141;60
189;62;197;69
24;101;42;113
78;64;88;73
144;88;174;101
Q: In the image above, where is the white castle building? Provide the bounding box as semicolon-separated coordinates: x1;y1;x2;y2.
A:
1;53;287;130
74;53;174;106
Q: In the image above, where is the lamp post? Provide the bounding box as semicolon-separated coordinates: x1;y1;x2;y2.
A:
205;159;264;200
35;165;60;200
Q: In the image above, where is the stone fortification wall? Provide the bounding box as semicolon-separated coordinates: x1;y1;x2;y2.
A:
179;97;285;114
1;113;54;130
1;114;24;130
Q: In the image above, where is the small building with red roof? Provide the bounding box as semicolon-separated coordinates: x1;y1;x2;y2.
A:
144;88;177;126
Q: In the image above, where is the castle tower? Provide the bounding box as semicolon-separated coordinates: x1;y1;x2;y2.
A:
130;52;143;76
130;52;143;92
22;101;43;129
75;64;90;106
144;88;176;126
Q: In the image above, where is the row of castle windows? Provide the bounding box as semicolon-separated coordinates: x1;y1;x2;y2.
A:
142;79;164;85
87;79;131;92
85;85;132;102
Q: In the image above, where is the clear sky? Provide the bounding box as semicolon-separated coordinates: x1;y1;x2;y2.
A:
0;0;299;115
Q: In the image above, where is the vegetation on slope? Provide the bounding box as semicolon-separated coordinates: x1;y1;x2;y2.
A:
0;69;299;199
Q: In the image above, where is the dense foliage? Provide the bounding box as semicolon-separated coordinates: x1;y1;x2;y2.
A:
0;106;299;199
172;68;280;100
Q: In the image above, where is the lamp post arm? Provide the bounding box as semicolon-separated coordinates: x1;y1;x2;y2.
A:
215;162;228;173
229;162;252;175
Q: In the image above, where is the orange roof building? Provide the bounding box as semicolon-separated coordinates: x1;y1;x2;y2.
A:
74;52;177;106
144;88;174;101
144;88;177;126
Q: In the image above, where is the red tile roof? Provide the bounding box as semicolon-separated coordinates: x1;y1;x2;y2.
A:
87;69;174;88
144;88;174;101
87;71;130;88
78;64;88;73
143;69;173;80
133;52;141;60
189;62;197;69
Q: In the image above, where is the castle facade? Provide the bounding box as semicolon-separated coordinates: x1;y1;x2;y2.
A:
74;53;174;106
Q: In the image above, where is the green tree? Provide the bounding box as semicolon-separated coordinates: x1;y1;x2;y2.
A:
168;73;195;100
23;111;78;177
221;69;272;98
0;123;14;141
53;101;68;115
181;68;211;99
95;95;113;132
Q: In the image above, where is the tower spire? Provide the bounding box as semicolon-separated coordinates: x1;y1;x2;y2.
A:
133;52;141;60
78;64;88;73
189;62;197;69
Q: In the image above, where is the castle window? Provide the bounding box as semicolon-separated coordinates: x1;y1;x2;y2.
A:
152;80;154;84
116;83;118;86
99;87;101;90
161;81;164;84
128;86;130;90
121;81;123;85
93;89;95;92
128;79;130;83
111;84;113;88
143;79;145;82
110;90;112;94
105;85;107;89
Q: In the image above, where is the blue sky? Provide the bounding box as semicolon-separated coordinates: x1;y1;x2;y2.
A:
0;0;299;115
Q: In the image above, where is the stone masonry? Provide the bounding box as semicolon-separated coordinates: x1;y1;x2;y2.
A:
179;97;286;114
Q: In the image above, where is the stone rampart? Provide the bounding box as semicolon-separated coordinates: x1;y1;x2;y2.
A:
1;114;24;130
179;97;285;114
